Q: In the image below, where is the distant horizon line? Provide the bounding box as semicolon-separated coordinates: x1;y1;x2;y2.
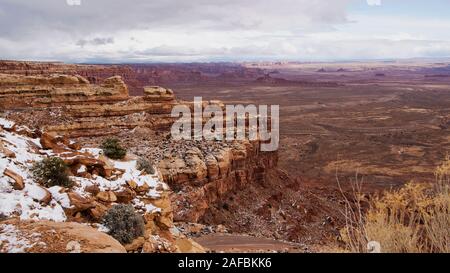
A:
1;56;450;65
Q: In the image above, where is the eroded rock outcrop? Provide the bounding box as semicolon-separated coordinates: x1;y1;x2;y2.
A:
158;140;277;222
0;73;178;137
0;69;280;251
0;219;127;253
0;118;204;253
0;74;128;109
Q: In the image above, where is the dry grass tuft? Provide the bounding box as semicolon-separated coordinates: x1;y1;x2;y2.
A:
339;157;450;253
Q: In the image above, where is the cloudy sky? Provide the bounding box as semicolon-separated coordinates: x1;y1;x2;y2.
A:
0;0;450;63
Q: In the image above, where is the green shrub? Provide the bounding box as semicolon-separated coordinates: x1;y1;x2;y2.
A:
101;204;145;244
101;138;127;160
136;157;156;175
31;157;73;188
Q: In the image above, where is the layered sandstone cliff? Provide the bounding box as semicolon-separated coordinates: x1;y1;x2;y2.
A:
0;73;129;108
0;60;266;95
0;73;177;137
158;140;277;222
0;70;280;251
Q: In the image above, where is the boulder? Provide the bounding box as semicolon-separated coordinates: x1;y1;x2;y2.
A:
0;144;15;158
39;132;67;152
96;191;117;202
0;219;126;253
3;168;24;190
26;184;52;205
124;236;145;252
175;238;206;253
143;86;175;101
88;201;109;221
97;155;114;177
67;192;95;214
135;182;150;193
115;188;136;203
84;184;100;195
68;141;81;150
127;180;138;190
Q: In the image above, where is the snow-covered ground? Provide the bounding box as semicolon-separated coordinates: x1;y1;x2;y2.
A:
0;124;67;221
0;224;36;253
0;118;167;222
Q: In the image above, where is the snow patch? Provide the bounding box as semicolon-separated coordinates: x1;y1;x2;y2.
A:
0;118;15;129
25;184;48;202
0;224;33;253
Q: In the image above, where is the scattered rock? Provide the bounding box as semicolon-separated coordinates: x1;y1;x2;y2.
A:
84;184;100;195
96;191;117;202
175;238;206;253
67;192;95;214
124;236;145;252
66;241;81;253
0;145;15;158
0;219;126;253
115;188;136;203
4;168;24;190
26;184;52;205
88;201;108;221
127;180;138;190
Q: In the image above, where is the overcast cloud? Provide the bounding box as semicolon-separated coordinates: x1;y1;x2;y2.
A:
0;0;449;62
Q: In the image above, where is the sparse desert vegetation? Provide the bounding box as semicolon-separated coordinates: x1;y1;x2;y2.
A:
31;157;73;188
339;157;450;253
102;204;145;244
137;157;156;175
101;138;127;160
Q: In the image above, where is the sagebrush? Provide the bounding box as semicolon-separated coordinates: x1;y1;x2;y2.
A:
136;157;155;175
101;138;127;160
31;157;73;188
102;204;145;244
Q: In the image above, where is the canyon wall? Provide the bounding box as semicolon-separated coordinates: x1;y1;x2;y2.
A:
0;68;279;226
0;73;178;136
0;60;266;95
160;140;278;222
0;74;128;108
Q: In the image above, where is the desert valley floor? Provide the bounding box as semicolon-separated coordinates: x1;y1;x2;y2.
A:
171;61;450;190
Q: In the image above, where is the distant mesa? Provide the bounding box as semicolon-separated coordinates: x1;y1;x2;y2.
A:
317;68;327;73
375;73;386;77
255;73;341;87
255;74;293;84
143;86;175;101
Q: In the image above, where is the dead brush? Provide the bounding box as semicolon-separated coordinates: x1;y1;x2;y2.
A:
336;172;370;253
337;157;450;253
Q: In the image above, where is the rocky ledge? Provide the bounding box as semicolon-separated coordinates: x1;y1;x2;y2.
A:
0;118;204;253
